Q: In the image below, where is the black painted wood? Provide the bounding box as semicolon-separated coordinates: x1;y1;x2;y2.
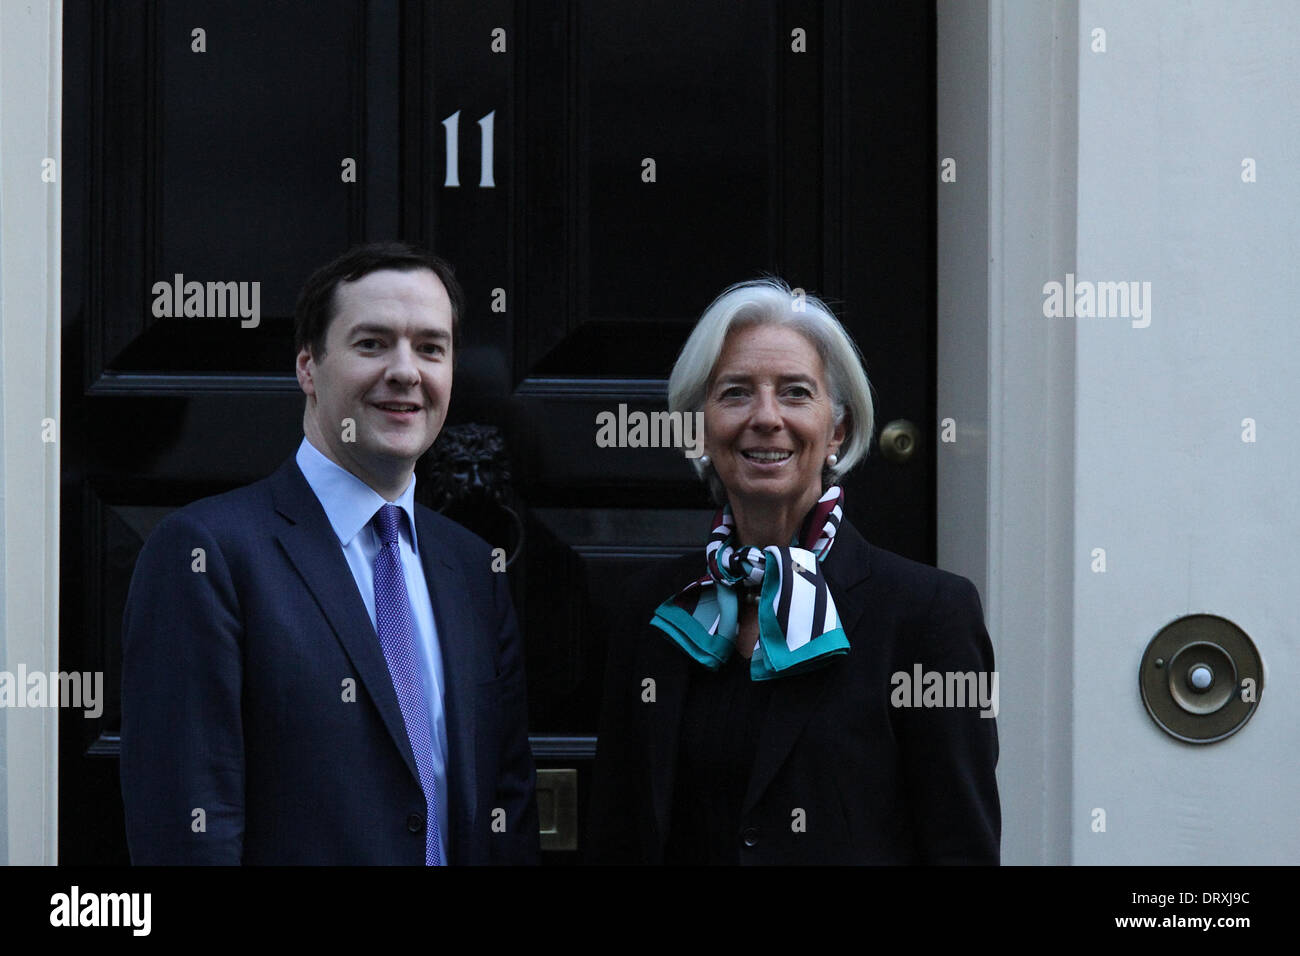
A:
60;0;935;865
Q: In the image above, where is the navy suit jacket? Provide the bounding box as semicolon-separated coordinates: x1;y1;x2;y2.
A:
587;520;1000;864
120;455;540;865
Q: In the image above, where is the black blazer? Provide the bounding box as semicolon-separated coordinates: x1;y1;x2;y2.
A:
587;519;1000;864
120;455;540;865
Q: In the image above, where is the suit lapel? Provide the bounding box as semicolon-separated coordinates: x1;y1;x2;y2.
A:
742;521;874;815
821;522;874;639
268;459;421;784
414;506;479;864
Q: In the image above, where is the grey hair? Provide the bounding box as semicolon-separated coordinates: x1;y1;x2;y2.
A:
667;277;875;504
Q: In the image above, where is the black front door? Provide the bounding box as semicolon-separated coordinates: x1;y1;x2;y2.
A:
60;0;935;864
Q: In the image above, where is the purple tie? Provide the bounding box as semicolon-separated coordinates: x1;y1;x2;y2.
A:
372;503;442;866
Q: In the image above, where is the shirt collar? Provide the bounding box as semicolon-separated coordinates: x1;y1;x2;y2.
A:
295;437;420;552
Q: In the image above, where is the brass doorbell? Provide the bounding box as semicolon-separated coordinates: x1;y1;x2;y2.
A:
1139;614;1263;744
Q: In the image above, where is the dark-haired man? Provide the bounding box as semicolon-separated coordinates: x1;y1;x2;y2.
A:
120;243;539;865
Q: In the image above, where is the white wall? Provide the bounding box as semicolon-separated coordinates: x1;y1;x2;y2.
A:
0;0;62;865
1072;0;1299;864
939;0;1300;864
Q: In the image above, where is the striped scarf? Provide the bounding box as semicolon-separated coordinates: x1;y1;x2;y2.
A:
651;487;849;680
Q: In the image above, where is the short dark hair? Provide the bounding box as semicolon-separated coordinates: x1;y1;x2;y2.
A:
293;241;466;361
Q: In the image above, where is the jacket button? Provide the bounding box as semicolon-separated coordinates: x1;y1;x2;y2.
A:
741;827;760;847
406;813;425;833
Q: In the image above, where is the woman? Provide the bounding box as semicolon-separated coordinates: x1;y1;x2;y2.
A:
588;278;1000;864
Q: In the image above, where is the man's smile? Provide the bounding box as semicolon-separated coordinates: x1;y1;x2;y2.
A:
372;400;424;421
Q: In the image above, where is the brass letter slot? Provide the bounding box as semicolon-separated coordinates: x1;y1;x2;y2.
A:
535;768;578;851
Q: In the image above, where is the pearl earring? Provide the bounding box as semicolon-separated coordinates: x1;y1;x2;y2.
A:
827;454;838;467
700;455;711;467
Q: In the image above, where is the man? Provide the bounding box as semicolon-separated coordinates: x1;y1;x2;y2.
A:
120;242;539;865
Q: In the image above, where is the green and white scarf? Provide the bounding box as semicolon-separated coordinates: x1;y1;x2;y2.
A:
651;487;849;680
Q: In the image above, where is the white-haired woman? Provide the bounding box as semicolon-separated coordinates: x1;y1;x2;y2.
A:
588;278;1000;864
